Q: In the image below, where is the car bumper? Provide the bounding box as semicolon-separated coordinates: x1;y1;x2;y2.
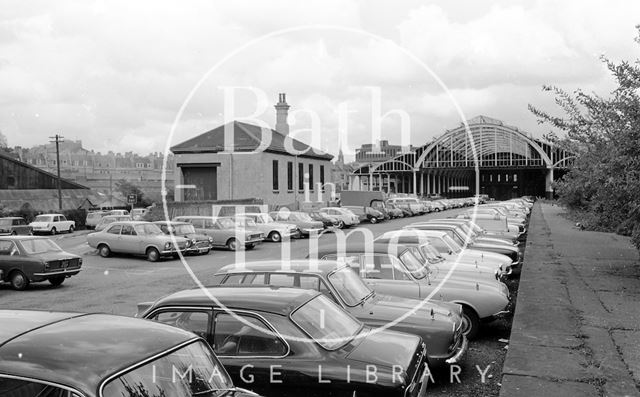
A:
445;336;468;364
300;228;324;235
33;268;82;278
243;238;263;246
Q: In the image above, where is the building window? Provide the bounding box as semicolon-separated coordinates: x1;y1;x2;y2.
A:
308;164;314;190
513;174;518;182
320;165;325;186
272;160;279;191
287;161;293;191
298;163;304;191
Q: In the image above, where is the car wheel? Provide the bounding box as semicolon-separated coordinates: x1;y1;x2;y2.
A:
50;227;57;235
10;231;16;236
10;271;29;291
146;247;160;262
461;306;480;340
337;220;345;229
68;225;74;233
370;217;378;224
98;244;111;258
269;231;282;242
49;276;65;287
227;238;238;251
245;244;255;250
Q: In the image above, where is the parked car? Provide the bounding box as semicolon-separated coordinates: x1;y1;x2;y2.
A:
236;213;298;242
174;215;264;250
0;236;82;290
87;221;190;261
319;207;360;228
387;198;422;215
131;207;149;220
376;229;513;277
107;209;129;216
269;210;324;237
85;210;107;229
385;203;405;218
94;214;132;232
0;217;32;235
0;310;258;397
153;220;212;255
139;286;430;397
305;210;340;230
343;205;385;224
313;242;511;339
212;260;467;367
29;213;75;235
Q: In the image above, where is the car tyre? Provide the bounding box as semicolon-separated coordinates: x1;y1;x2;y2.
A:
49;276;65;287
337;220;345;229
269;231;282;243
461;306;480;340
245;243;255;250
370;217;378;224
227;238;238;251
68;225;74;233
50;227;57;235
10;271;29;291
146;247;160;262
98;244;111;258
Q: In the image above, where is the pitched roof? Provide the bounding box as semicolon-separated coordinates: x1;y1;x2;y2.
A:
171;120;333;161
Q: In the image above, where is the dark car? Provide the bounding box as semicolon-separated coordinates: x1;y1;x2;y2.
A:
0;310;259;397
0;217;32;236
153;220;213;255
343;206;385;224
0;236;82;290
269;211;324;238
306;210;340;230
140;286;430;397
212;260;467;367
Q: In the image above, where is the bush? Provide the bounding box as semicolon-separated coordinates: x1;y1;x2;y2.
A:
62;209;88;229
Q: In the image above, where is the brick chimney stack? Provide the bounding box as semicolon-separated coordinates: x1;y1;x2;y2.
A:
274;93;290;135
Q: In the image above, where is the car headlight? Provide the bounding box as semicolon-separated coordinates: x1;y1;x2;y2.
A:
164;242;172;250
208;237;213;243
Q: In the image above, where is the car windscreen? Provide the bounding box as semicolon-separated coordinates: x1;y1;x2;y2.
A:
291;212;312;221
174;224;196;234
419;244;443;263
442;234;462;252
327;267;372;306
398;250;428;279
20;239;63;254
291;295;361;350
134;224;164;235
33;215;53;222
102;340;234;397
233;217;256;227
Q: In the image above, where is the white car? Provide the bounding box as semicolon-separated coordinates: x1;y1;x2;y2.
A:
319;207;360;229
235;213;298;242
29;214;75;235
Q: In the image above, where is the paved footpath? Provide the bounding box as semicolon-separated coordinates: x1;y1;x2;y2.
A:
500;202;640;397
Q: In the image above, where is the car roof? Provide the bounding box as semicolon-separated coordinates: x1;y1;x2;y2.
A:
217;260;347;276
400;228;448;237
34;213;63;216
150;286;320;316
0;216;24;220
0;310;197;395
106;220;150;225
153;220;189;225
0;235;53;241
315;242;412;257
379;229;445;239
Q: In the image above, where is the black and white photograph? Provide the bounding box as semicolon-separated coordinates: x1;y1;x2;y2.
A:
0;1;639;396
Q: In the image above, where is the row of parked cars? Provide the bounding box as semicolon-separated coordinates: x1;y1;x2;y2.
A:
0;197;534;396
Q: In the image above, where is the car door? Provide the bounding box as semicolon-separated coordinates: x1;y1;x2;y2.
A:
358;254;423;300
212;310;289;392
104;224;123;252
120;224;142;254
0;240;27;279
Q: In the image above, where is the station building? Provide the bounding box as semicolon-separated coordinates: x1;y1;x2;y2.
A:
351;116;573;200
171;94;334;207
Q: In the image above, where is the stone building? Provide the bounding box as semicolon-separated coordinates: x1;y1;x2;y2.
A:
171;94;334;207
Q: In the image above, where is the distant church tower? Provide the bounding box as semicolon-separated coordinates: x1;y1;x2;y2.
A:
274;93;290;135
337;147;345;165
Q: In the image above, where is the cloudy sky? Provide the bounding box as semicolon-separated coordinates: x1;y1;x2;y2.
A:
1;0;639;160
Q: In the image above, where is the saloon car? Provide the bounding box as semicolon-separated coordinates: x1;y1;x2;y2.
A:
343;206;385;224
94;214;132;232
0;217;32;236
86;221;190;261
313;243;511;339
235;213;298;242
139;286;430;397
305;210;340;230
0;310;258;397
153;220;212;255
269;211;324;237
0;236;82;290
29;213;75;234
173;216;264;250
211;260;467;366
318;207;360;228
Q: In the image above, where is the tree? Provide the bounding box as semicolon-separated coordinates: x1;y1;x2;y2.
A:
0;130;7;148
529;25;640;251
114;179;153;207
